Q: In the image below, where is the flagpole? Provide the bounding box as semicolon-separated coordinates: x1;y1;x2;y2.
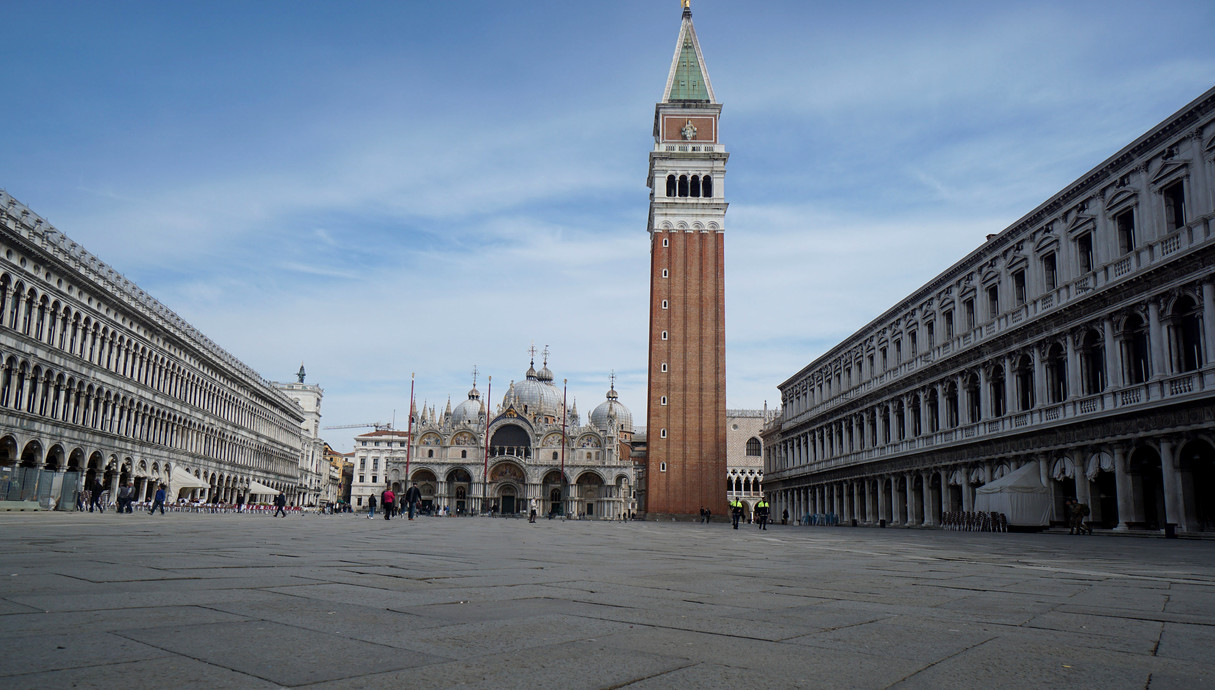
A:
561;378;567;519
482;375;492;515
405;373;415;482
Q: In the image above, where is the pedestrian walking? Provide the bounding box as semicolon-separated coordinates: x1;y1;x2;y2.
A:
781;508;789;526
381;486;396;521
730;498;744;529
756;497;770;530
529;498;537;523
274;492;288;518
149;484;166;515
404;482;422;520
367;495;377;519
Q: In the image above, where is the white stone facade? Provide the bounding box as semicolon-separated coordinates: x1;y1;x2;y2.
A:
273;368;326;507
726;409;777;516
764;86;1215;534
351;359;637;519
0;190;306;509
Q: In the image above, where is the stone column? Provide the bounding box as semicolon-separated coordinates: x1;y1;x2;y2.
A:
921;471;934;526
1066;332;1081;403
1203;282;1215;368
1159;438;1185;531
903;471;913;524
1148;299;1165;380
962;469;973;512
1103;317;1120;390
1004;355;1016;416
851;481;860;523
1033;345;1047;409
939;468;950;515
1113;445;1133;531
1074;461;1092;515
877;477;888;524
841;482;851;522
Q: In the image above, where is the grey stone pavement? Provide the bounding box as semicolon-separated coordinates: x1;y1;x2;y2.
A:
0;514;1213;690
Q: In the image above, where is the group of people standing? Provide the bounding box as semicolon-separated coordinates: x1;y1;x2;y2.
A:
371;483;422;521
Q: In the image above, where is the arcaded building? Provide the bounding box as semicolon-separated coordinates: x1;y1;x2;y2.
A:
0;190;307;509
763;86;1215;534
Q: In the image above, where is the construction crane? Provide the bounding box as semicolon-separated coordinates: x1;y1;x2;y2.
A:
322;422;394;431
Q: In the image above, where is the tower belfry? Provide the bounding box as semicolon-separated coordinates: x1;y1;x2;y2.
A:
645;1;728;519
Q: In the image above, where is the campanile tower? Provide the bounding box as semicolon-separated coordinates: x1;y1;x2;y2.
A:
645;1;728;519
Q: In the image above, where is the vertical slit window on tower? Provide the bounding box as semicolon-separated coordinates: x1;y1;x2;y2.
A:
660;396;667;405
661;363;668;372
661;331;668;340
661;300;668;309
662;238;669;248
660;429;667;439
662;268;669;276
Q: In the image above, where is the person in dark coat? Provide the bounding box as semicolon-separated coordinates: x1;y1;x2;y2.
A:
404;482;422;520
274;492;288;518
149;484;166;515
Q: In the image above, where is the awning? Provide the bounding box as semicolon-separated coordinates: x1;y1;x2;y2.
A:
247;480;278;495
170;466;210;491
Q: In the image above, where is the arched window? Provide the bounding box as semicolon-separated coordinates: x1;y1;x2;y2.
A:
746;437;761;456
989;365;1006;417
966;373;982;423
702;175;713;198
552;451;558;461
666;175;676;197
461;450;467;459
1015;355;1034;411
678;175;689;197
427;449;434;458
1121;316;1149;384
690;175;701;197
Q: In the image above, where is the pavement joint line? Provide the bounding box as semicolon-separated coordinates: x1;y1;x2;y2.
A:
884;636;1000;688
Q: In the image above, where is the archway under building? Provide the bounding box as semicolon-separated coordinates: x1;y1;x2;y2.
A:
1128;445;1166;530
447;468;472;515
1179;438;1215;532
542;470;564;516
412;469;438;512
576;472;604;517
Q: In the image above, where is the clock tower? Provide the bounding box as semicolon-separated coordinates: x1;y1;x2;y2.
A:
645;1;728;520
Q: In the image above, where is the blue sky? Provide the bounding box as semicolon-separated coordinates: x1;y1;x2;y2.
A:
4;0;1214;450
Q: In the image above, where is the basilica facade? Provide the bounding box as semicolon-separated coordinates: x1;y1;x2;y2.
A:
349;357;637;519
0;190;309;509
763;86;1215;535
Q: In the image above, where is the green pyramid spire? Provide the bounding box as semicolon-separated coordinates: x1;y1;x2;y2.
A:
663;6;715;103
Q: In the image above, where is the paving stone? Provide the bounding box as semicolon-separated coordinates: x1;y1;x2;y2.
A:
2;513;1214;687
117;619;445;686
0;630;170;677
2;655;278;689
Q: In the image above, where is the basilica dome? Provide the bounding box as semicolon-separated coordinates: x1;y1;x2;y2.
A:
505;361;565;418
591;384;633;433
451;387;484;426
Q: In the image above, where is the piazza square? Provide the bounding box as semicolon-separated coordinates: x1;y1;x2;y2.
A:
3;1;1215;687
1;512;1213;688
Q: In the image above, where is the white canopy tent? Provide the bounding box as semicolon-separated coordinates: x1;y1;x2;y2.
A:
974;462;1051;527
247;480;278;496
170;467;210;496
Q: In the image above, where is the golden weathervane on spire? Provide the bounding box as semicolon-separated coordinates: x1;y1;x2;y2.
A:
682;0;691;9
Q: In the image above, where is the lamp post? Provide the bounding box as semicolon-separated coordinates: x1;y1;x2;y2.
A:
561;378;567;518
482;376;492;515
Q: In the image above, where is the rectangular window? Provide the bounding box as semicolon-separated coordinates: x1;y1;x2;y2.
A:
867;354;875;374
1163;181;1186;230
359;458;365;470
944;311;955;339
986;285;999;319
1077;233;1094;274
371;458;378;470
1013;270;1026;306
358;475;365;483
880;347;888;370
964;299;975;330
926;322;935;349
1042;253;1057;290
908;330;918;357
371;475;377;484
1116;210;1135;255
